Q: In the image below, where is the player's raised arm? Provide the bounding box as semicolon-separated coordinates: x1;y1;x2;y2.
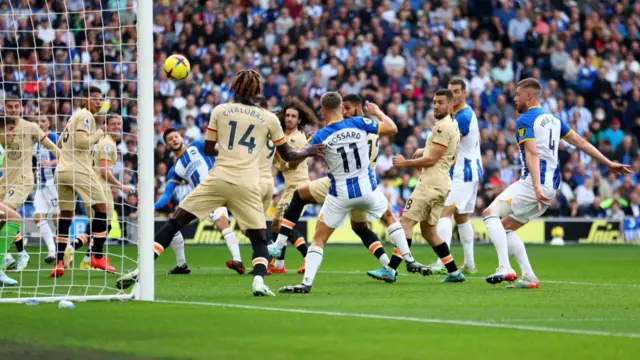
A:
364;101;397;136
563;127;632;175
270;113;324;162
40;134;60;159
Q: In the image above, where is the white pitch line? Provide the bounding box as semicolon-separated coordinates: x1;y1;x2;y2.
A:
497;318;628;323
156;299;640;339
190;267;640;288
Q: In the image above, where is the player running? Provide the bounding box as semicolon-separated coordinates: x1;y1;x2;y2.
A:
0;115;21;285
2;95;60;272
78;114;135;270
269;94;419;282
279;92;420;294
268;97;318;274
388;89;465;283
429;78;482;275
51;86;116;277
33;115;60;264
116;69;323;296
482;78;631;289
155;127;240;275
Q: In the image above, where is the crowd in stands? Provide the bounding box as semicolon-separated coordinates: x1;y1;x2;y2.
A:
2;0;640;221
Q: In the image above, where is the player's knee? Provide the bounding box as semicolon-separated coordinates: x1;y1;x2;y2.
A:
245;229;267;245
173;208;197;226
454;212;469;224
271;220;281;234
296;188;312;203
441;205;455;219
350;220;367;230
482;207;493;218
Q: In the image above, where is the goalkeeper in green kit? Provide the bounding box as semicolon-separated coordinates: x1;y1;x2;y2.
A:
0;115;20;286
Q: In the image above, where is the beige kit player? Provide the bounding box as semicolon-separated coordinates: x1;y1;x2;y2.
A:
1;96;59;271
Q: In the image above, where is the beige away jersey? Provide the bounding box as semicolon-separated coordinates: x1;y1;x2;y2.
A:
206;103;285;187
368;133;380;170
2;118;45;186
275;129;309;187
58;108;98;174
93;135;117;185
259;136;276;184
418;115;460;190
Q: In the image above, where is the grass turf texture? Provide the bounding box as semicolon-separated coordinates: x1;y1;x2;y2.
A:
0;244;639;359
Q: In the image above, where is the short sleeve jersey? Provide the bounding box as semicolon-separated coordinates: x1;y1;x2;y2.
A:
275;129;310;187
58;108;98;174
93;135;118;185
206;103;285;187
418;115;460;190
259;136;276;184
3;118;46;186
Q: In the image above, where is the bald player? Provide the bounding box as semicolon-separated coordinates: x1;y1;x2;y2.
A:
50;86;115;278
391;89;465;283
116;69;323;296
1;95;59;272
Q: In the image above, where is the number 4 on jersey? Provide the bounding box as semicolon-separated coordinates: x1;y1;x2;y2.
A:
228;120;256;154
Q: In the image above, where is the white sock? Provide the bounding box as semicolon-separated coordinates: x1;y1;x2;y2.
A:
436;217;453;266
38;220;56;256
388;222;414;262
222;228;242;262
275;233;288;249
170;231;186;267
379;253;390;267
457;221;475;268
506;230;535;278
274;259;285;268
483;215;512;270
253;274;264;287
302;245;323;286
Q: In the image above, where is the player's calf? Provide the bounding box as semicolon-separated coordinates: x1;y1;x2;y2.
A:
269;190;311;256
245;229;275;297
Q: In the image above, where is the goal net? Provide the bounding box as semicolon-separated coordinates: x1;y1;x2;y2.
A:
0;0;154;303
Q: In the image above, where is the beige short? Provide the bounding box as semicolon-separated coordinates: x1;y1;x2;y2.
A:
179;177;265;230
275;184;307;219
307;176;376;223
56;170;107;212
403;186;449;225
0;181;34;210
86;185;114;218
260;181;274;212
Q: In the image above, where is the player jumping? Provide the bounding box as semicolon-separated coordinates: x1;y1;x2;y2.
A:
483;78;631;289
2;95;60;272
269;94;420;282
386;89;465;283
51;86;116;277
155;127;240;275
0;115;20;285
269;97;318;274
33;115;61;264
279;92;421;294
429;78;482;275
116;69;323;296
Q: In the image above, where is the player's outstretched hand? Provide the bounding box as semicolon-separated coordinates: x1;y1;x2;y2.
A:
306;144;325;158
122;184;135;195
306;130;317;138
392;154;407;168
607;161;632;176
534;186;552;210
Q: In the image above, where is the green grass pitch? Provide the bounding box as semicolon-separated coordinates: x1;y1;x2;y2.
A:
0;244;639;359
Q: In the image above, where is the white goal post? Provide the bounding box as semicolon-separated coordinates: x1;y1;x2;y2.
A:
0;0;153;303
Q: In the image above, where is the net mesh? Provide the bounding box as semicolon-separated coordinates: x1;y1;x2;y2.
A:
0;0;139;301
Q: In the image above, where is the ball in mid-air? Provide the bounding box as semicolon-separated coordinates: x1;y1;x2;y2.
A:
164;54;190;81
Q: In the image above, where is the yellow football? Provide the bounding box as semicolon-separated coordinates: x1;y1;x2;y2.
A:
164;54;190;81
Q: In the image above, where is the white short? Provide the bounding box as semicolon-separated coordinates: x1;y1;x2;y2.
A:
34;184;59;215
494;180;555;224
444;181;478;214
319;188;388;229
207;207;229;222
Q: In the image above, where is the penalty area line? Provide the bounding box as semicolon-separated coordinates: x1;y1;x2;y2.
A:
156;299;640;339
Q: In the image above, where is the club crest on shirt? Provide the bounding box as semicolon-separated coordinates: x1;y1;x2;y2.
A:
6;142;21;160
517;127;526;139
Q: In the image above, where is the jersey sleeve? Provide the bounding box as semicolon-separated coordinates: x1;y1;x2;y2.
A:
31;121;46;142
268;114;286;146
154;180;177;211
98;140;115;163
515;115;535;144
560;118;572;138
430;123;451;148
167;166;182;184
75;109;95;134
456;109;471;137
353;117;380;135
206;107;219;142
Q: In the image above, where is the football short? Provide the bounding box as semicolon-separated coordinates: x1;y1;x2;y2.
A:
275;184;307;219
493;180;555;224
34;183;60;214
179;177;265;230
309;177;331;204
318;188;388;229
444;181;478;214
56;170;107;211
86;184;114;219
260;181;274;212
403;186;449;225
0;180;34;210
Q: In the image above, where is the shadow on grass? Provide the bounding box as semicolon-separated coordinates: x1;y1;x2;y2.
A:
0;339;175;360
